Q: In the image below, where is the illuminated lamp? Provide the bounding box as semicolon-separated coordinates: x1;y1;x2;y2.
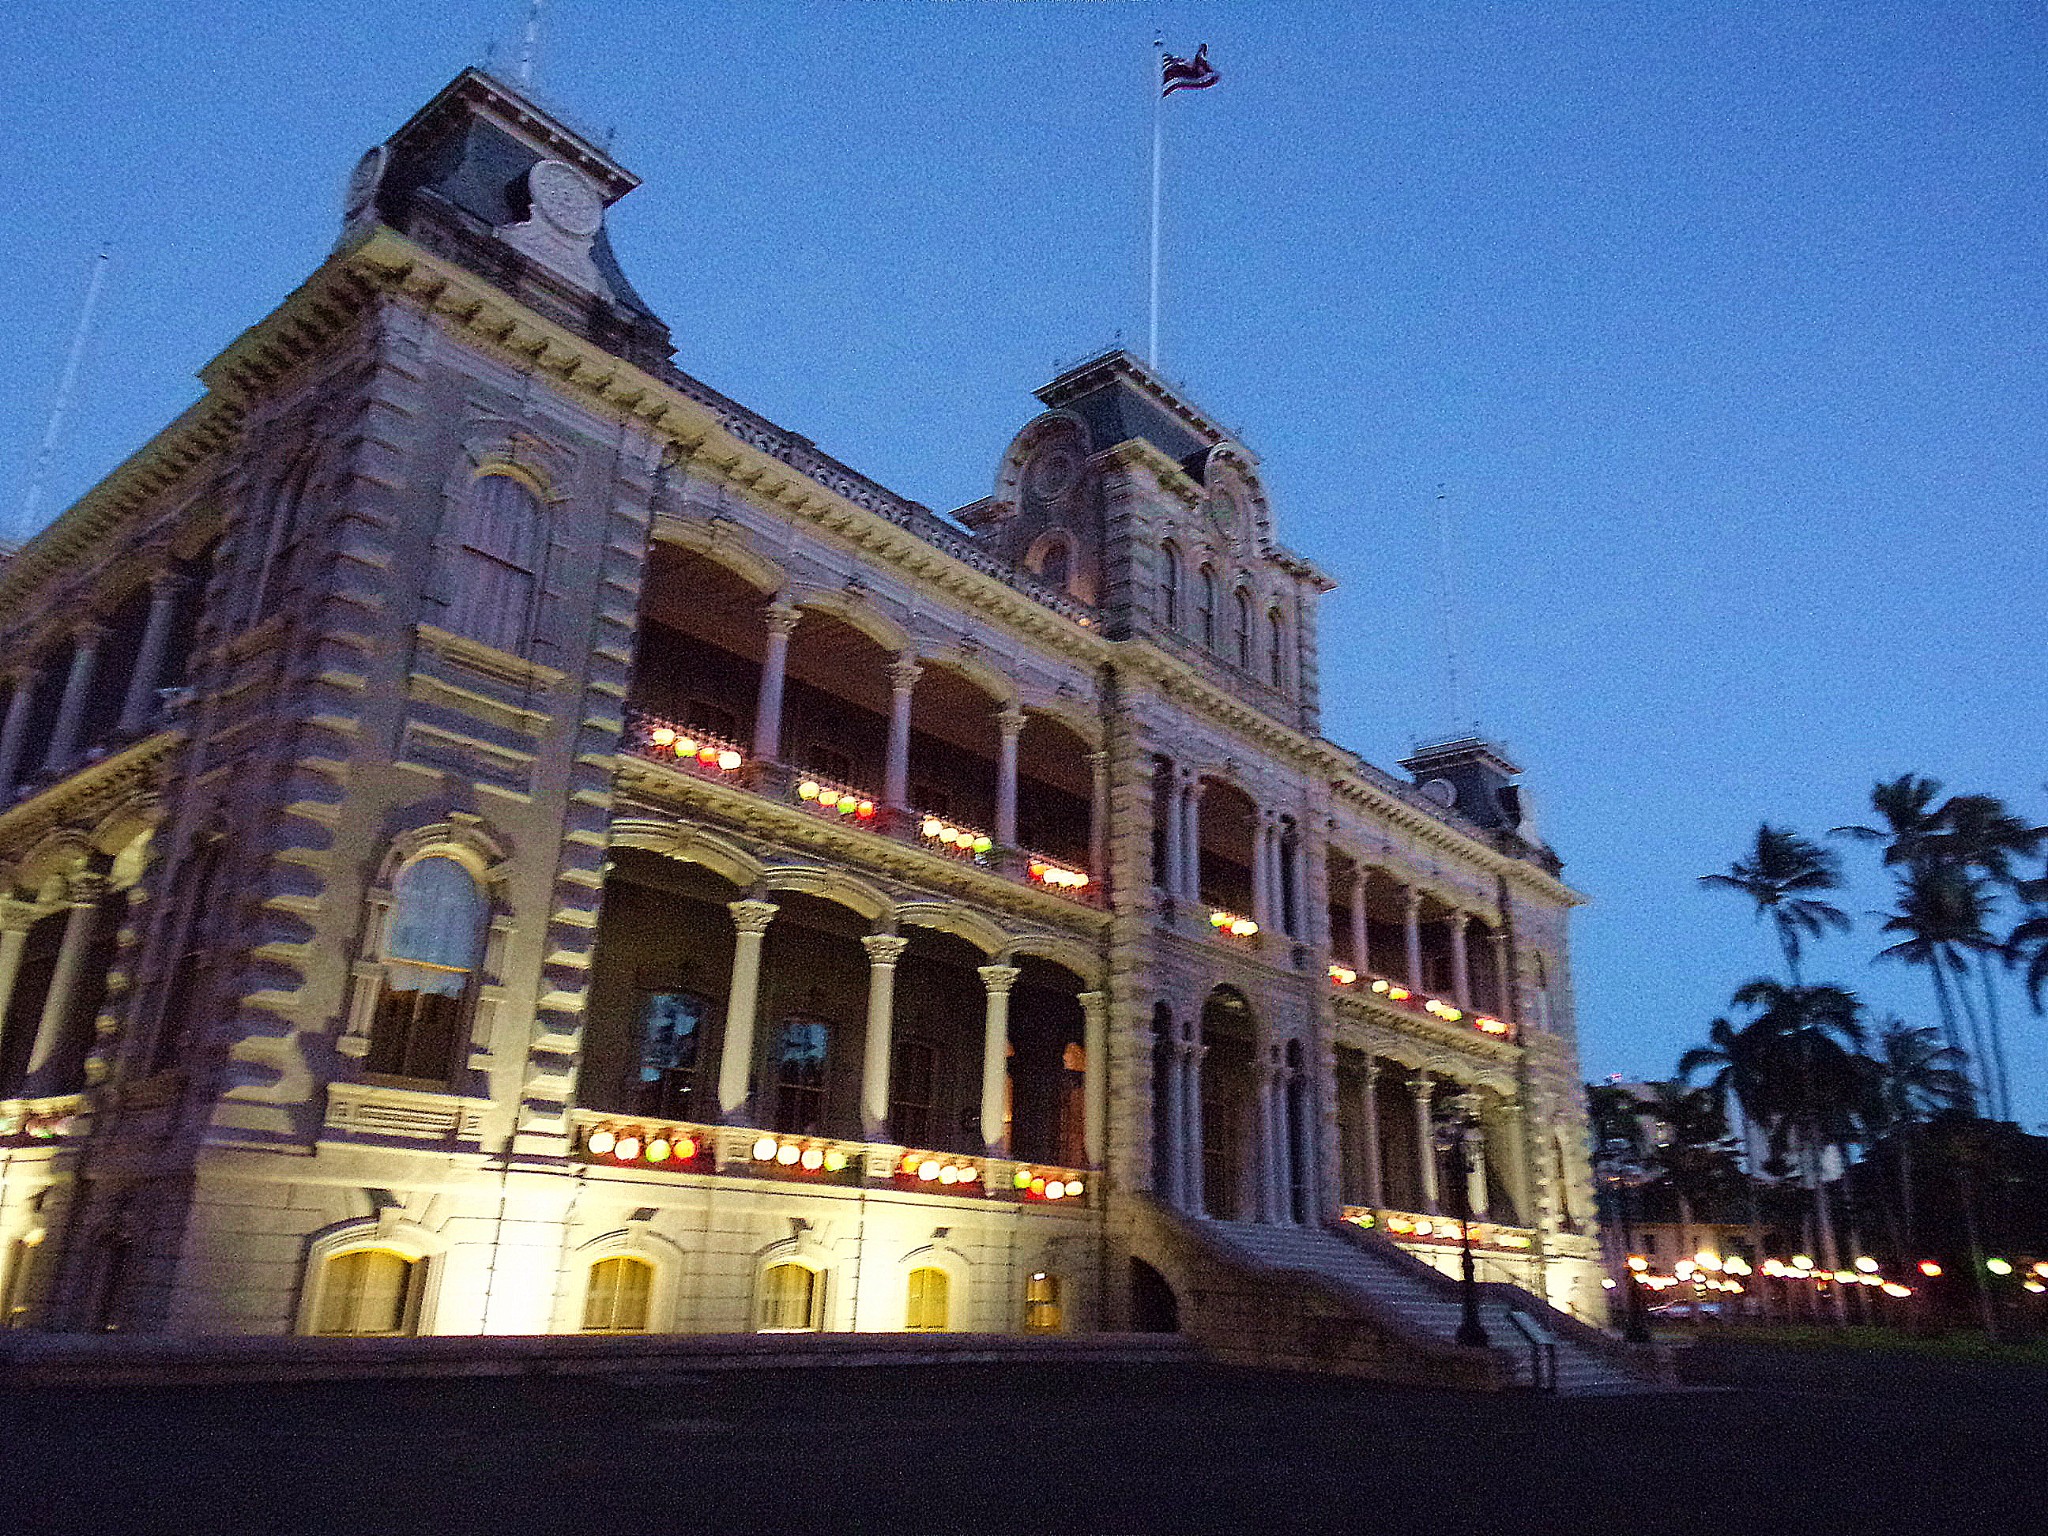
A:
650;727;676;747
1028;862;1046;878
1030;1177;1046;1195
776;1142;801;1166
1067;1181;1083;1197
957;1166;978;1183
1854;1256;1879;1274
1918;1260;1942;1277
1232;918;1259;937
1791;1255;1814;1270
1601;1277;1617;1290
1072;872;1089;887
1831;1270;1855;1285
1371;979;1389;994
674;736;697;756
919;1159;941;1182
646;1138;671;1163
901;1152;922;1175
1045;1181;1066;1200
857;801;875;818
800;1147;824;1171
718;749;742;770
1626;1256;1648;1272
1209;912;1229;928
822;1149;847;1172
754;1136;779;1161
1674;1262;1695;1281
676;1136;697;1160
2034;1261;2048;1278
922;818;944;838
615;1136;642;1162
799;781;821;801
2026;1282;2046;1295
1013;1169;1032;1190
697;746;718;764
837;794;857;814
938;827;958;844
971;835;993;854
1987;1258;2014;1276
1696;1251;1723;1271
586;1128;616;1156
1881;1283;1913;1298
1414;1220;1434;1237
938;1166;958;1185
1388;987;1410;1001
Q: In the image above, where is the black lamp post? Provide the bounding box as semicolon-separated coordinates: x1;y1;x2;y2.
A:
1596;1135;1654;1345
1433;1102;1491;1348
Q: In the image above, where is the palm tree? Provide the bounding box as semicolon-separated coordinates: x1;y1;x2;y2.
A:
1859;1016;1972;1249
1875;861;1993;1113
1700;824;1852;983
1638;1080;1737;1265
1724;979;1868;1320
2006;875;2048;1012
1832;773;1948;868
1679;1017;1772;1279
1929;796;2045;1121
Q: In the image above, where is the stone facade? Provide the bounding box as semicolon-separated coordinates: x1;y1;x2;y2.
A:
0;70;1603;1343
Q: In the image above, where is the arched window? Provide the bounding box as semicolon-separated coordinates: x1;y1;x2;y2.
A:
448;472;544;655
1267;608;1286;688
1197;565;1217;648
1024;1271;1064;1333
759;1261;821;1332
1233;590;1253;669
905;1266;950;1332
1036;535;1071;592
312;1249;421;1337
246;453;317;628
367;855;488;1082
1160;541;1183;630
583;1255;654;1333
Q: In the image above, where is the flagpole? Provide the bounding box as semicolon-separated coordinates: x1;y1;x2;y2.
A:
1148;34;1163;369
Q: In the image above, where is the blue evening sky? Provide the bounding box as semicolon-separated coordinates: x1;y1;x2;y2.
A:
3;3;2043;1122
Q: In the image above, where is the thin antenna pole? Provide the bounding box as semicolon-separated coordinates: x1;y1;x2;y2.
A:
15;248;110;546
1148;35;1163;369
1434;482;1468;732
517;0;545;87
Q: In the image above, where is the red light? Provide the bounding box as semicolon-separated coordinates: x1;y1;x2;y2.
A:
1918;1260;1943;1278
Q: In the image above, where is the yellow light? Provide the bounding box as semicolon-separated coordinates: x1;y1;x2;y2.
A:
958;1165;978;1183
1854;1256;1879;1274
1626;1256;1648;1271
587;1128;616;1155
1389;986;1410;1001
776;1142;801;1166
800;1147;824;1171
650;727;676;746
677;1136;697;1160
836;794;857;813
1791;1255;1814;1270
754;1136;779;1161
615;1136;641;1162
938;1165;958;1184
1601;1277;1617;1289
1882;1282;1913;1298
2034;1262;2048;1278
676;737;698;756
1918;1260;1943;1278
822;1149;847;1172
2025;1282;2046;1295
1987;1258;2013;1276
718;749;742;770
799;780;821;800
21;1227;46;1247
1065;1179;1082;1197
1030;1177;1046;1195
1832;1270;1856;1285
923;818;943;837
1371;979;1389;993
1696;1251;1723;1271
646;1138;671;1162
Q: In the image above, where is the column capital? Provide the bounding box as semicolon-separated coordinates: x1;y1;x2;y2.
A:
147;568;193;599
1409;1068;1434;1094
1076;988;1107;1014
765;599;803;635
994;704;1028;738
0;896;38;932
728;898;779;935
860;933;910;965
976;963;1021;995
1084;749;1108;770
64;872;109;907
1403;885;1424;913
71;619;110;646
887;655;924;692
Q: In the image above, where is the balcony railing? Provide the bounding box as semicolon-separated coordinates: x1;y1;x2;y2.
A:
1327;967;1517;1042
570;1112;1095;1208
1343;1206;1537;1253
620;705;1101;905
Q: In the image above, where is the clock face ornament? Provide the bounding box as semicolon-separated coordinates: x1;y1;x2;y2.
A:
527;160;604;239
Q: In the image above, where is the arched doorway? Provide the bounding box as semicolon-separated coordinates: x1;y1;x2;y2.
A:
1198;987;1258;1221
1130;1258;1178;1333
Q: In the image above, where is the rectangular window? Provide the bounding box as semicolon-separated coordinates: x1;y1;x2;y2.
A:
759;1263;819;1332
313;1250;419;1337
365;962;467;1081
774;1018;831;1135
905;1267;949;1332
583;1256;654;1333
889;1039;936;1148
633;990;704;1119
1025;1272;1063;1333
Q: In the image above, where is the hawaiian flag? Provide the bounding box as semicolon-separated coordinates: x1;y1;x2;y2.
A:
1161;44;1220;96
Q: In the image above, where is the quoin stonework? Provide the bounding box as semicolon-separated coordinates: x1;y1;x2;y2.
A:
0;71;1612;1381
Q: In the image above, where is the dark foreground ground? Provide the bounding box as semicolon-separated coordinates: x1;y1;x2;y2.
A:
4;1347;2042;1534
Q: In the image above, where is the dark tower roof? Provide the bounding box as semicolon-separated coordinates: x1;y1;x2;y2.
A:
1035;350;1232;478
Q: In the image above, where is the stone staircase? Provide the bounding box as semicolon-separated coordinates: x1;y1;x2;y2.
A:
1204;1221;1655;1394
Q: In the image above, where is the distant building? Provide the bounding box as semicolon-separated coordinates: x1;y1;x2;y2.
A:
0;71;1604;1354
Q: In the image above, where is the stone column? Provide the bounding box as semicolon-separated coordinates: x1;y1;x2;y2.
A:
1160;765;1184;897
882;655;920;811
0;668;36;806
0;900;37;1055
1181;778;1204;903
1250;816;1272;930
1449;912;1472;1007
1182;1034;1208;1215
1158;1013;1186;1206
977;963;1020;1153
117;571;189;736
994;706;1025;848
1402;887;1425;991
1349;870;1369;972
1086;750;1109;889
750;601;801;761
1410;1070;1439;1213
1276;1057;1301;1223
43;624;106;772
1253;1052;1281;1222
1266;821;1289;936
716;899;779;1117
858;933;909;1141
1281;832;1302;939
1490;929;1511;1017
22;874;107;1098
1463;1101;1491;1219
1078;989;1108;1166
1360;1057;1385;1208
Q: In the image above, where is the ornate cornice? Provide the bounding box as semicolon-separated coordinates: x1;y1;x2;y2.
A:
1332;987;1522;1074
0;731;179;861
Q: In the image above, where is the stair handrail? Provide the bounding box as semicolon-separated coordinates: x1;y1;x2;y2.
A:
1505;1308;1559;1393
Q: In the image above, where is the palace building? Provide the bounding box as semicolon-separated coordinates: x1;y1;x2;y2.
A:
0;70;1614;1380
